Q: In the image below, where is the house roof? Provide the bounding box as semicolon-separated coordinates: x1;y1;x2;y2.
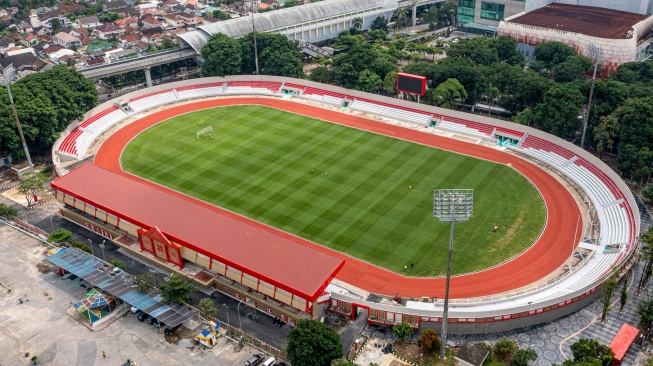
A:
95;23;124;33
42;45;62;54
455;343;489;366
104;0;128;10
55;32;79;43
0;52;38;69
58;4;85;13
77;15;100;25
86;56;105;65
143;16;161;25
51;163;345;302
140;26;163;36
0;36;14;46
115;17;138;26
119;33;139;42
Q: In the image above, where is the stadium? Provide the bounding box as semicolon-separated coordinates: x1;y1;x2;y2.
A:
51;76;639;334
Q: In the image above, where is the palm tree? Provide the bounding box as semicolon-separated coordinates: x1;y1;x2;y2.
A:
352;17;363;31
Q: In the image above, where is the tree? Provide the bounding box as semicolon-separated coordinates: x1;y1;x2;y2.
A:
110;260;126;271
639;300;653;346
497;36;525;66
352;17;363;31
333;63;359;89
446;37;499;66
427;78;467;109
284;0;301;7
370;16;388;32
638;228;653;293
239;33;303;77
600;271;618;322
331;358;355;366
513;108;535;126
393;8;411;33
594;115;619;159
513;348;538;366
199;298;218;318
619;276;628;313
494;337;516;363
260;47;304;78
310;66;333;84
533;83;585;140
48;228;72;243
553;55;593;83
569;338;613;365
534;42;576;67
384;71;398;94
356;70;383;93
51;17;62;33
99;12;121;23
417;328;440;354
612;97;653;183
18;172;47;207
643;184;653;202
158;274;194;304
201;33;242;77
0;204;17;218
393;322;413;342
286;319;343;366
212;10;231;20
71;241;92;254
134;272;154;291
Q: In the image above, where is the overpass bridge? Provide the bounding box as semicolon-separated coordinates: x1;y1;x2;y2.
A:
78;48;198;86
77;0;443;83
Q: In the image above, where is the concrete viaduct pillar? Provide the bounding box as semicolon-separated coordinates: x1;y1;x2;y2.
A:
145;66;152;88
412;5;417;26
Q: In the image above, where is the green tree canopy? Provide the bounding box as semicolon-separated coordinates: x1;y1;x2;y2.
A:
513;348;538;366
158;274;194;304
134;272;155;292
427;78;467;109
356;70;383;93
212;10;231;20
613;97;653;183
201;33;242;77
48;228;73;244
533;82;585;139
446;37;500;66
239;33;303;77
0;204;17;218
370;16;388;32
110;260;126;271
392;322;413;342
310;66;333;84
286;319;343;366
18;172;47;207
553;55;593;83
199;298;218;318
534;42;576;67
569;338;613;366
494;337;517;363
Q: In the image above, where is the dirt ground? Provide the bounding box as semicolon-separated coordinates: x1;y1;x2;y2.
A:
354;337;410;366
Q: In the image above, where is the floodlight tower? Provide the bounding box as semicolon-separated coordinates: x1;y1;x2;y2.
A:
1;77;34;174
433;189;473;359
580;43;604;149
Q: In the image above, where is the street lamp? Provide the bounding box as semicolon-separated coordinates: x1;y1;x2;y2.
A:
433;189;473;359
223;303;230;329
237;298;245;330
98;240;106;261
49;213;57;232
148;268;157;287
580;43;604;149
87;239;95;256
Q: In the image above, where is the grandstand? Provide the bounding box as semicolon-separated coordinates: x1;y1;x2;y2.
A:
52;76;639;333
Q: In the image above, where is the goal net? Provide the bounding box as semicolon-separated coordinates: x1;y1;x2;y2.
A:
197;126;213;140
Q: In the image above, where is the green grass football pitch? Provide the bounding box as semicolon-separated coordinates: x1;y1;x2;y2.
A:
122;106;545;276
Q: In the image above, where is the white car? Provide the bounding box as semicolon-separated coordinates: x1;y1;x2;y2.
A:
451;38;459;43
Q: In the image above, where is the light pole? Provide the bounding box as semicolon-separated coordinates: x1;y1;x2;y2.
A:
49;213;57;232
87;239;95;256
148;268;157;287
223;303;230;329
237;298;245;330
580;43;604;149
251;12;259;75
99;240;106;261
433;189;473;359
1;79;34;175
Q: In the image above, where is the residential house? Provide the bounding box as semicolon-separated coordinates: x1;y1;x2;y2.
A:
93;23;125;40
47;48;76;64
40;10;72;29
139;26;163;43
54;32;81;48
58;4;85;14
115;17;139;29
16;22;33;33
76;16;102;29
142;16;161;28
85;56;106;67
23;34;39;46
0;52;45;81
118;33;139;47
70;28;89;38
0;37;16;53
103;0;128;12
138;2;158;15
6;48;35;57
202;16;218;24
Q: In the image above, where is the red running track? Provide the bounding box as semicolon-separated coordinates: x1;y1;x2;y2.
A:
94;98;581;298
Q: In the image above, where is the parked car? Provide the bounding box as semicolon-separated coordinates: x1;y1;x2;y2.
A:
164;324;179;335
137;312;148;321
151;318;164;327
130;306;139;314
244;354;263;366
146;315;154;323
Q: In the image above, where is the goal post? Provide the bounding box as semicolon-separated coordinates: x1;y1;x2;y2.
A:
196;126;213;140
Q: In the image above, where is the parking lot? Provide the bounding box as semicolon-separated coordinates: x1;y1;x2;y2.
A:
0;223;266;366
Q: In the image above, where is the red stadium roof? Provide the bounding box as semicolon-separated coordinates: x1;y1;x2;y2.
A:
51;163;344;302
609;324;639;363
508;4;648;39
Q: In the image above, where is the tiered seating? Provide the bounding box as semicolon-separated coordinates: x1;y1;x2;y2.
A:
58;128;84;157
228;81;282;93
129;90;178;112
436;116;494;136
520;135;575;160
495;127;524;138
350;99;431;125
438;120;489;138
79;107;118;128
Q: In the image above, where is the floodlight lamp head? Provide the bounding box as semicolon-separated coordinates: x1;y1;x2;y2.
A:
433;189;473;222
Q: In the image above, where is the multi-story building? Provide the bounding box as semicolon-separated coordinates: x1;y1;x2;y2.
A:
456;0;527;35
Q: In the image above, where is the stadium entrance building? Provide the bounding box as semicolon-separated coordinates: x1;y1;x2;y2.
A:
50;163;344;325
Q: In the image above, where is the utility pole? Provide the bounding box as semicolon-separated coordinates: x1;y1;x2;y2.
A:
251;12;259;75
4;82;35;174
